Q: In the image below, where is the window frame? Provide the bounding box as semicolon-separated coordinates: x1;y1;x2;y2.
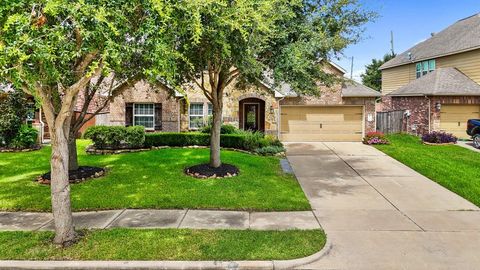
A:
416;59;436;79
189;103;205;130
133;103;155;131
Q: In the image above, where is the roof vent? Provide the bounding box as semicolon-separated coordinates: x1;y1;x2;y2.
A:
407;52;412;60
430;32;436;37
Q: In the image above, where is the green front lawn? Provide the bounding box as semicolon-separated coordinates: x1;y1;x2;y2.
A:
375;134;480;207
0;140;309;211
0;229;325;260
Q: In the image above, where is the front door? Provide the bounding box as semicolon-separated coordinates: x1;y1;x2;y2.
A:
244;103;260;131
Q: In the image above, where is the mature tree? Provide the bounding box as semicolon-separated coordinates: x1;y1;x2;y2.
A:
361;53;396;91
172;0;375;168
0;0;181;246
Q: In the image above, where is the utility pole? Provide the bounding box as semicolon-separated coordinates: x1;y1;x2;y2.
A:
350;56;354;80
390;31;395;55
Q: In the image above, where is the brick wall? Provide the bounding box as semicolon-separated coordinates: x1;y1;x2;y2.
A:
381;95;480;135
109;80;180;131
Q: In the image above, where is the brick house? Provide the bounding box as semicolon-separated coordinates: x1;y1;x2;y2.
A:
106;61;380;142
379;13;480;139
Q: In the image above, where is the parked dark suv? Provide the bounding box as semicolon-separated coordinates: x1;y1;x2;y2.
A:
467;119;480;148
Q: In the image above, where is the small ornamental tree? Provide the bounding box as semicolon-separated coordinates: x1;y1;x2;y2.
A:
0;90;29;146
361;53;396;91
172;0;375;168
0;0;182;246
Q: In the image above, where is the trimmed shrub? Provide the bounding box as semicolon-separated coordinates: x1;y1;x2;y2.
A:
422;131;457;144
84;126;146;149
144;131;284;152
201;124;238;134
144;132;210;147
9;125;38;149
254;146;285;156
363;131;389;145
125;126;145;148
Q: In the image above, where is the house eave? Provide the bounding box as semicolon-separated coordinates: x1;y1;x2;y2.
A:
380;46;480;70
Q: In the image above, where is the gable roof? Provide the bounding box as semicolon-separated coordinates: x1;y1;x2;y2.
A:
388;67;480;96
341;81;381;97
380;13;480;70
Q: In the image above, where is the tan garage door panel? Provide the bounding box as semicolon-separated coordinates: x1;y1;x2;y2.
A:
280;106;363;142
440;105;480;139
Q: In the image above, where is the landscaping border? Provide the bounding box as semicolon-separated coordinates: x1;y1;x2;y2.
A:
422;142;456;146
85;144;285;157
0;145;42;153
0;238;331;270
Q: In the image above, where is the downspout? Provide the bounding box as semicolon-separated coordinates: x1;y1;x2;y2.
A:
177;97;185;132
38;107;45;144
277;96;285;139
425;95;431;133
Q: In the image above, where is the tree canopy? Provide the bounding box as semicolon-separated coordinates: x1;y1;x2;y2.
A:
361;53;396;91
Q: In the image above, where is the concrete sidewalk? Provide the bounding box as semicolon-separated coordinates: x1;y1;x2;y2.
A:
285;142;480;270
0;209;320;231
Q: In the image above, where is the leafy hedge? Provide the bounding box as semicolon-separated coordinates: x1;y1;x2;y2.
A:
144;132;283;152
7;125;38;149
84;126;145;149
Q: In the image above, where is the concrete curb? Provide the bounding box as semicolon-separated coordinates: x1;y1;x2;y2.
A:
0;238;331;270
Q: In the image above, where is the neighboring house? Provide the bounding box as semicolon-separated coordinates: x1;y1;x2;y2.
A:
379;13;480;139
107;62;380;142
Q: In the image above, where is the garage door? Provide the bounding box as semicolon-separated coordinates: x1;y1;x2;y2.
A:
280;106;363;142
440;105;480;139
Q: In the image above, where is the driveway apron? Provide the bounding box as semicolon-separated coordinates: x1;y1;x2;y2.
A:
285;142;480;270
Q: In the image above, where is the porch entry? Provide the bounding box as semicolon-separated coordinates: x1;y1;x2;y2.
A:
239;98;265;132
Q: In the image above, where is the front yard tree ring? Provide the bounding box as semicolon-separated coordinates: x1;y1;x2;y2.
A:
185;163;239;179
37;166;106;185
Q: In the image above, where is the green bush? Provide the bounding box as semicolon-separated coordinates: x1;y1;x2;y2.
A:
254;146;285;156
84;126;146;149
9;125;38;149
144;132;210;147
125;126;145;148
201;124;238;134
144;131;283;152
0;91;29;146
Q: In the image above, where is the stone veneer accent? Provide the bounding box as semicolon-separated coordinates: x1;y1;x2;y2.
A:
110;75;377;137
381;96;480;135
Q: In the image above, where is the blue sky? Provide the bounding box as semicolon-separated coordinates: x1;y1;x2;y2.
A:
336;0;480;82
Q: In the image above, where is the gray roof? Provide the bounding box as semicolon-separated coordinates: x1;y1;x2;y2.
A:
388;67;480;97
341;81;381;97
381;13;480;70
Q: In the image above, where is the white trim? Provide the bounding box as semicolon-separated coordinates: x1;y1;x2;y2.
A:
188;102;205;130
133;103;155;131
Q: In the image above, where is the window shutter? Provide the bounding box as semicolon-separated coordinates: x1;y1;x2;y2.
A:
125;103;133;127
154;103;162;131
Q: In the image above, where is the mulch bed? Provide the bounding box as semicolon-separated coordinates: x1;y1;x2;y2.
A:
185;163;239;179
0;145;41;153
37;166;106;185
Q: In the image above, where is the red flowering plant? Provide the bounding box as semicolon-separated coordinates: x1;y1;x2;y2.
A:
363;131;390;145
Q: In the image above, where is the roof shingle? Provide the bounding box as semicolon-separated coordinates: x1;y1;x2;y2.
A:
388;68;480;96
380;13;480;70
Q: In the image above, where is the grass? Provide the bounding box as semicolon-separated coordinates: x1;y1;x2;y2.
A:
0;228;325;260
375;134;480;207
0;140;310;212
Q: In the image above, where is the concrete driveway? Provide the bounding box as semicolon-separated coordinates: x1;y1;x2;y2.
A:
285;142;480;270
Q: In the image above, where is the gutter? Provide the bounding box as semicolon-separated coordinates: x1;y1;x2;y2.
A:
38;107;45;144
425;95;431;133
277;96;286;139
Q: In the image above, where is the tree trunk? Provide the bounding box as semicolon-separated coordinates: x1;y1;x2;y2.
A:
68;134;79;171
210;101;222;168
50;126;76;246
